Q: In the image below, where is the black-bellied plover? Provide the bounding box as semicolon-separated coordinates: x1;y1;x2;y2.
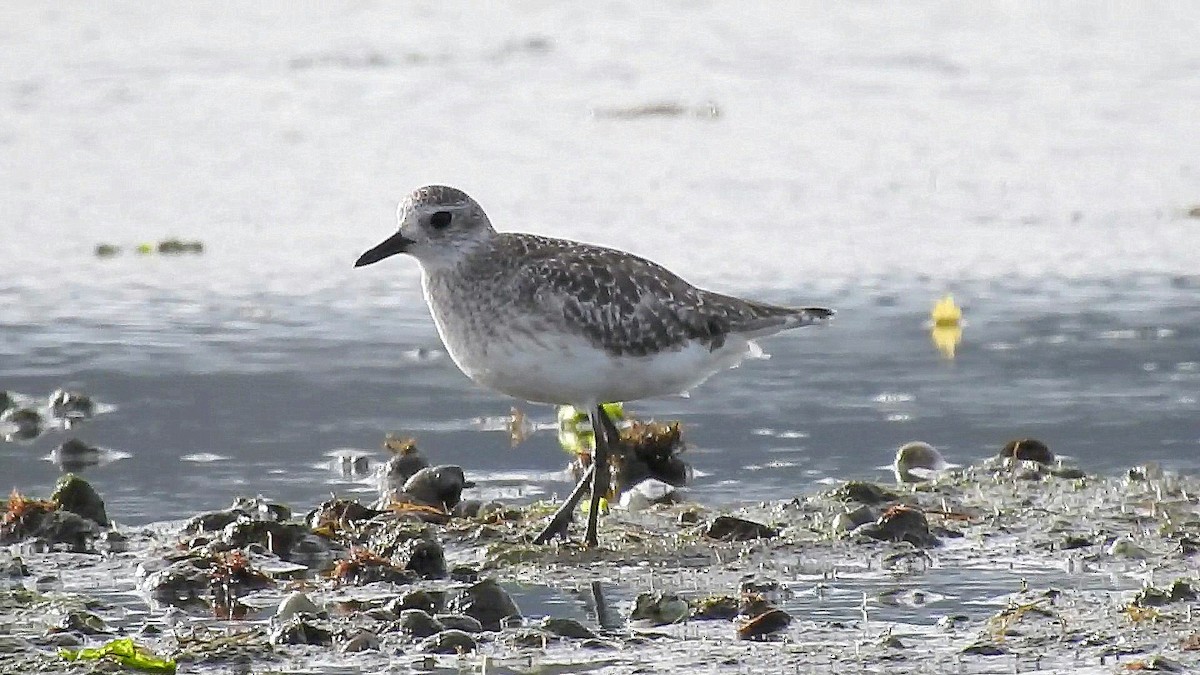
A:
355;185;833;546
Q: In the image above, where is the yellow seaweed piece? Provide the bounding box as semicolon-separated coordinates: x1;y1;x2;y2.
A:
60;637;177;673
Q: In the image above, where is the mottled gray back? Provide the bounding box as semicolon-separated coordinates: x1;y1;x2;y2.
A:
435;232;832;358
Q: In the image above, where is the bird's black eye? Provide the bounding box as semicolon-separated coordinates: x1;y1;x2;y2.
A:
429;211;452;230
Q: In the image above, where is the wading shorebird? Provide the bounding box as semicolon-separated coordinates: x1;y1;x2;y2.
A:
355;185;833;546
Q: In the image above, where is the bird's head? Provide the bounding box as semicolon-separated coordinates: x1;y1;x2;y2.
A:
355;185;495;269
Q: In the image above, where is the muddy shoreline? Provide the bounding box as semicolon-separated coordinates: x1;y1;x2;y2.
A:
5;443;1200;674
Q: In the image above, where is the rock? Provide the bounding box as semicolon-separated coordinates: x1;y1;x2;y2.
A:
858;506;937;547
50;473;108;527
398;538;447;579
221;520;307;558
142;558;211;603
630;592;690;625
403;465;475;511
332;550;419;586
540;617;597;639
48;439;105;473
999;438;1053;464
1;505;98;550
229;496;291;522
832;504;876;534
692;595;739;620
618;478;682;511
503;629;550;648
892;442;951;483
0;390;11;412
1;555;30;577
449;564;479;583
1144;655;1184;672
276;592;323;622
306;498;384;530
377;442;430;494
962;642;1008;656
387;589;445;616
737;608;791;640
185;510;243;533
449;578;521;631
341;630;379;653
1;407;41;439
1108;536;1150;559
705;515;777;541
51;610;108;635
834;481;897;505
1060;535;1092;550
420;629;476;654
49;389;95;418
271;616;332;645
398;609;444;638
435;614;483;633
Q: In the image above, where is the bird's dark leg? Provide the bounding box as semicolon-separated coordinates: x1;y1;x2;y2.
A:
533;404;621;545
582;405;612;547
532;464;594;545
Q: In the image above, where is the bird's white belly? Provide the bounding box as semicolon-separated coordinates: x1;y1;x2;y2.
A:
440;323;758;406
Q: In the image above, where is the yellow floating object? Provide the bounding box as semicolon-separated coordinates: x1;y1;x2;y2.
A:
931;295;962;327
557;403;625;454
931;324;963;359
135;243;154;255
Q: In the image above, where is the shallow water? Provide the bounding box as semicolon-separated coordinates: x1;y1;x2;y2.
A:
3;3;1200;526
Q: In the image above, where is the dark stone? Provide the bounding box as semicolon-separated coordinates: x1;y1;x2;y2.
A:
704;515;777;541
999;438;1053;464
435;614;483;633
398;609;443;638
449;564;479;583
50;611;108;636
692;595;739;620
49;390;95;418
398;538;447;579
737;608;791;640
229;496;291;521
962;642;1008;656
184;510;243;533
858;506;937;547
420;629;476;654
1060;535;1093;550
386;589;445;616
403;465;475;511
50;473;108;527
540;617;597;639
379;443;430;488
0;390;11;412
341;630;379;652
270;617;332;645
449;578;521;631
220;520;308;559
1;407;41;439
306;498;384;529
834;481;897;505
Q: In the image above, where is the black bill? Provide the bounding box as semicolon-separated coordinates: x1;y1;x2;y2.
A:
355;231;414;267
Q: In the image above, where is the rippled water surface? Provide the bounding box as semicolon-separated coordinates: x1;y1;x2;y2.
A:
3;3;1199;524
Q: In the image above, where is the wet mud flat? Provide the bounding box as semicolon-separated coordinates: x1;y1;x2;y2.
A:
4;452;1200;674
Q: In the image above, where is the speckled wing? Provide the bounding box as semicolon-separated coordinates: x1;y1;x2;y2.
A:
509;239;833;357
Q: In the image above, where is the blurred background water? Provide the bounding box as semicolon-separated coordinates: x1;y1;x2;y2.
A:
2;2;1199;525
